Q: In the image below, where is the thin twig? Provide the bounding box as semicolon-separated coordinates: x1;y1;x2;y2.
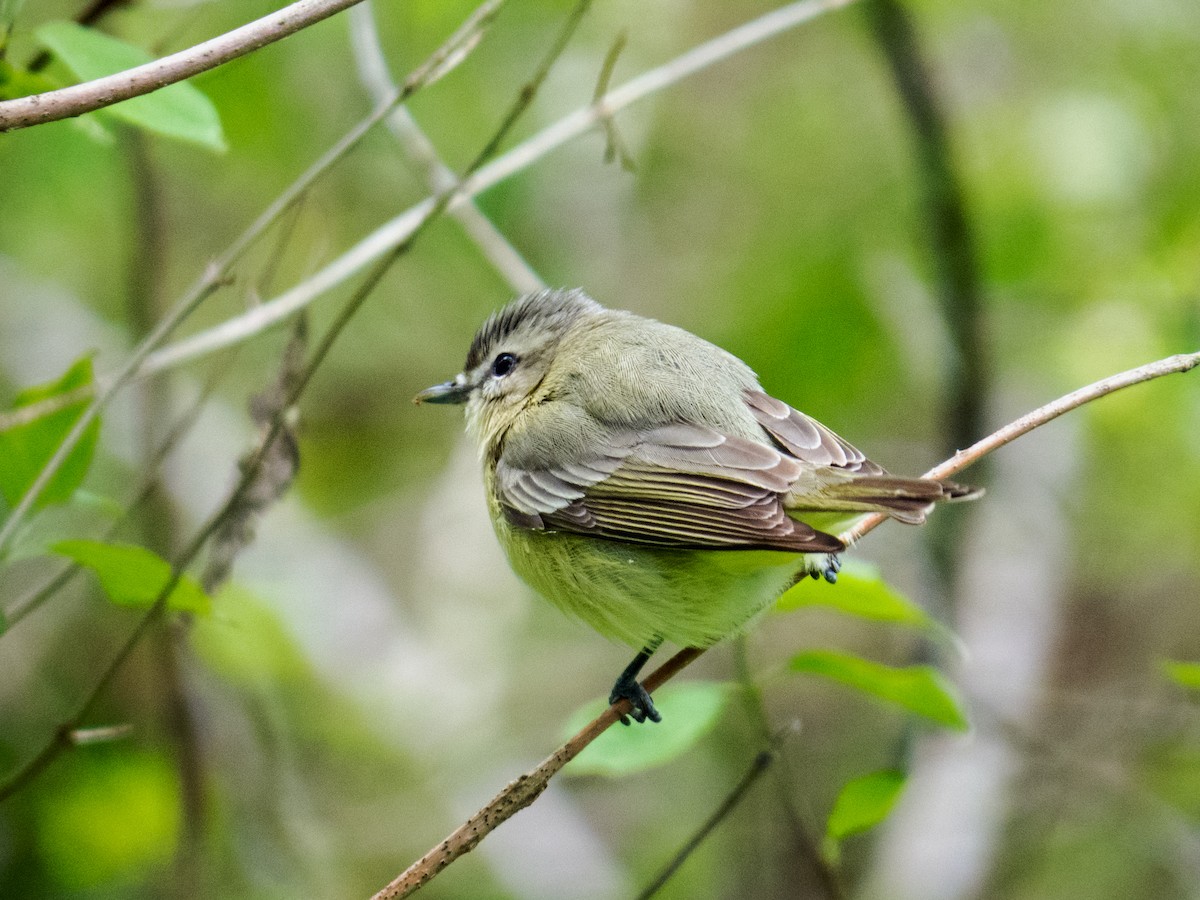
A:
373;349;1199;898
347;1;544;293
636;750;775;900
136;0;860;377
731;639;845;899
593;30;635;170
0;0;501;557
0;0;368;131
838;350;1200;547
370;648;704;900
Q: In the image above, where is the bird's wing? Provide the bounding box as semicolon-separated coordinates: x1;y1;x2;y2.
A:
743;390;885;475
495;422;843;553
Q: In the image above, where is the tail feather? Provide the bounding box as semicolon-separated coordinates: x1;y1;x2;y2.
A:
791;476;982;525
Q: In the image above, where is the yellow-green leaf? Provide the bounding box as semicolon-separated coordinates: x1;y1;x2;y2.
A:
52;539;211;615
563;681;730;777
826;769;906;843
1161;659;1200;691
0;356;99;511
777;559;931;628
35;21;226;151
790;649;968;731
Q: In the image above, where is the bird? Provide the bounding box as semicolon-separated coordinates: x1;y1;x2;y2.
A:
415;288;979;723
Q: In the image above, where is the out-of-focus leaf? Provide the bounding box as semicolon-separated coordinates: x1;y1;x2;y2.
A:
1161;660;1200;691
790;649;968;731
34;21;226;151
826;769;906;844
0;57;57;100
193;584;310;685
52;539;211;615
35;749;180;890
0;356;99;512
776;559;931;627
563;681;731;777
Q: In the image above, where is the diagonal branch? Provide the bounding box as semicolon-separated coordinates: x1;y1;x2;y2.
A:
347;1;545;294
372;348;1199;899
0;0;368;132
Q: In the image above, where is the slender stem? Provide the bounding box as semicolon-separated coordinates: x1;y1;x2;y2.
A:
347;1;545;294
635;751;775;900
370;648;704;900
839;350;1200;547
0;0;369;131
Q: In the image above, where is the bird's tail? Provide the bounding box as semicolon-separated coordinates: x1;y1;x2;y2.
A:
792;476;982;525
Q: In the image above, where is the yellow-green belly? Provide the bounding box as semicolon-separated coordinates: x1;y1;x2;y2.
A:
494;511;807;649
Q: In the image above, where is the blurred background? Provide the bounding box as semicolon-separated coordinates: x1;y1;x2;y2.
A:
1;0;1199;897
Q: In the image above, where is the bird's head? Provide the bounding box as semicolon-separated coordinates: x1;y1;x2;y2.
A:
414;288;601;452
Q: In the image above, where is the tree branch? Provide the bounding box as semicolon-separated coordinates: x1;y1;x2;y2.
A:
373;349;1199;898
0;0;368;132
347;1;545;294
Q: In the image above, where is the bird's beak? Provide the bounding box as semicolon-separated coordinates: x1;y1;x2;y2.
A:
413;377;471;405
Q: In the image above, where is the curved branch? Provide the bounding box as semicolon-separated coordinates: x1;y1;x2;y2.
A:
0;0;367;132
374;349;1200;898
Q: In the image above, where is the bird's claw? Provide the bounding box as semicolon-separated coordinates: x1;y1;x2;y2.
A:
823;554;841;584
609;678;661;726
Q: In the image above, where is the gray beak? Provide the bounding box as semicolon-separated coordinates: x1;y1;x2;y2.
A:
413;377;471;405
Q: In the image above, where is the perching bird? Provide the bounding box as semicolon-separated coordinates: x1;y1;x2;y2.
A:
415;289;979;723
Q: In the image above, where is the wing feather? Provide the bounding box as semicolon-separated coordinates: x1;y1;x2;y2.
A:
495;421;841;553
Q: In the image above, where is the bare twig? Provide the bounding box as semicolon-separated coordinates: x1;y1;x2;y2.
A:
0;0;368;132
839;350;1200;547
0;0;501;558
636;751;775;900
373;349;1199;898
136;0;860;376
347;1;544;293
593;30;635;170
370;648;704;900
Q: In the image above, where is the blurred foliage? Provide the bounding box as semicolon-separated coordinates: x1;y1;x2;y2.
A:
0;0;1198;898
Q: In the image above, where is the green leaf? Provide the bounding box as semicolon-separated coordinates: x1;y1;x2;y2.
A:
52;539;211;615
34;21;226;151
563;681;731;777
776;559;931;627
35;749;180;890
790;649;968;731
1161;660;1200;691
826;769;906;843
0;57;58;100
0;356;100;511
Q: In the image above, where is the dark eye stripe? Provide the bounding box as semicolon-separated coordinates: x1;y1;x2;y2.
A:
492;352;517;378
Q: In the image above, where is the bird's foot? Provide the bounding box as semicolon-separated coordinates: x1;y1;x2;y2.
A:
809;553;841;584
609;675;661;726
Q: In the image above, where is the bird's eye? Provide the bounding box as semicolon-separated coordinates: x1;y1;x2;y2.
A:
491;352;518;378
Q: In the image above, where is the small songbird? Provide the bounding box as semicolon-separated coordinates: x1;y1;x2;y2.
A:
415;289;979;723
